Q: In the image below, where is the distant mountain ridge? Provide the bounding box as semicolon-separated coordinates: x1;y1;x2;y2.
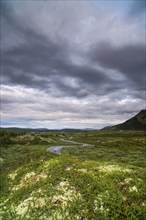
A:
0;127;91;132
111;109;146;130
1;110;146;132
0;127;49;132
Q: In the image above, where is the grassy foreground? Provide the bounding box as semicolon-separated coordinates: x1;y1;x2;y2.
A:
0;130;146;219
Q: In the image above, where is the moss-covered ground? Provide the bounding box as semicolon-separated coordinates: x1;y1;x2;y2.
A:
0;130;146;219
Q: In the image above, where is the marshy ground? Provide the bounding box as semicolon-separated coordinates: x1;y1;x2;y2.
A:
0;130;146;219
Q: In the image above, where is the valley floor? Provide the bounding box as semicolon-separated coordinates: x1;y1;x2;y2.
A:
0;130;146;219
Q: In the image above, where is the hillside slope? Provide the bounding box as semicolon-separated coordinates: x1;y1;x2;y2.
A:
112;109;146;130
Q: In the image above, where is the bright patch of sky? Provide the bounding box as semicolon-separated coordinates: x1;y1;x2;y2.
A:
94;0;131;16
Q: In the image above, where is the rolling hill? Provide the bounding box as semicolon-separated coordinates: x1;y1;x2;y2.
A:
111;109;146;130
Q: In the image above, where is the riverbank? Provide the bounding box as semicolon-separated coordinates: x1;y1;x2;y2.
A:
47;138;92;154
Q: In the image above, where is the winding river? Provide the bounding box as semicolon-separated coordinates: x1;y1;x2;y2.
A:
47;139;92;155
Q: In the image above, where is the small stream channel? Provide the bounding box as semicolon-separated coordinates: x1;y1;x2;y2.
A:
47;139;92;155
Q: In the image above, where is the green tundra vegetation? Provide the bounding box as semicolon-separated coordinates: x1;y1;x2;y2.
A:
0;129;146;219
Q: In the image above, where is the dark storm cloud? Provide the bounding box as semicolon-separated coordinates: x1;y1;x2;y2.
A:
1;2;12;24
1;23;116;98
1;1;34;35
1;1;145;128
2;40;113;97
90;42;145;90
129;0;146;16
1;1;145;97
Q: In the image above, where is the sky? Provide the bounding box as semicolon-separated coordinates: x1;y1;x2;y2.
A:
1;0;146;129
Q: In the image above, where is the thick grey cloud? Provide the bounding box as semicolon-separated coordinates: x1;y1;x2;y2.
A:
90;42;145;90
1;26;116;97
129;0;146;16
1;1;145;128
